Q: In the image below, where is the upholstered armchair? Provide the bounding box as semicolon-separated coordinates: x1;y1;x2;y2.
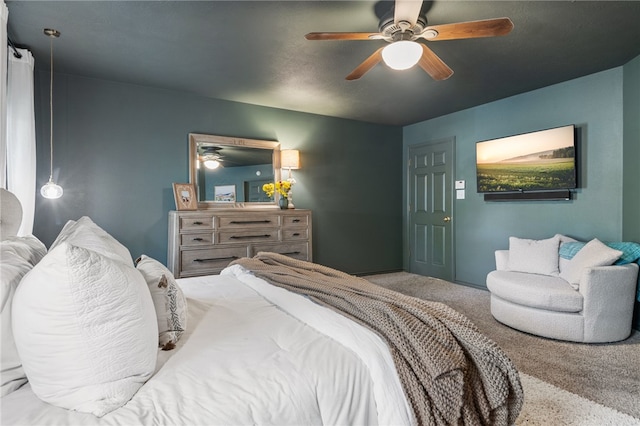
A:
486;235;639;343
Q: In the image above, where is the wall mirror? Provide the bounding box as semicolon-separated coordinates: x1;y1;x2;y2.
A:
189;133;281;208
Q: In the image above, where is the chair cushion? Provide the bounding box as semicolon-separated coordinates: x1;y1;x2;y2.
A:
487;270;583;313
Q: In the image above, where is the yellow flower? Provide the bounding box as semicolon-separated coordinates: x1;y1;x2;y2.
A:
262;183;275;198
263;181;292;198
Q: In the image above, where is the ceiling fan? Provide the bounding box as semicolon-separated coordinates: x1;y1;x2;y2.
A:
305;0;513;81
198;146;225;170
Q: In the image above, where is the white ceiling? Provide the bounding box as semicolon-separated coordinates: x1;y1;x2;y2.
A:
6;1;640;126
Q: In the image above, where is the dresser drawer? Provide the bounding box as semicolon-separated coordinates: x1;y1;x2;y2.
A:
283;215;309;227
218;228;279;244
252;242;309;261
169;209;312;278
180;246;248;275
180;232;214;246
219;214;280;229
180;216;215;231
282;228;308;241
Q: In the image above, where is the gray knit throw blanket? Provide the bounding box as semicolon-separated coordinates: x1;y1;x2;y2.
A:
232;253;523;426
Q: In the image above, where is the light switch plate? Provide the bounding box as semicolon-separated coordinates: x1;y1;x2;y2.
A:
455;180;465;190
456;189;465;199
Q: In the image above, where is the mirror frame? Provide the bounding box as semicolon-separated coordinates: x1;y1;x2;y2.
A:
189;133;281;209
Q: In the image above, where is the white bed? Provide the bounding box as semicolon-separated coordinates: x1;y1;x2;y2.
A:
2;264;412;425
1;189;522;425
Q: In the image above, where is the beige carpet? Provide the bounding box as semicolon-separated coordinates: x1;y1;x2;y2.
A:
363;272;640;421
517;372;640;425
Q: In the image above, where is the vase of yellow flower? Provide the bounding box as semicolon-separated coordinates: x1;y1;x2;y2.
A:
262;181;292;209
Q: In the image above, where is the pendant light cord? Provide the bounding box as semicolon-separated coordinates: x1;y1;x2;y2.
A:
49;34;54;181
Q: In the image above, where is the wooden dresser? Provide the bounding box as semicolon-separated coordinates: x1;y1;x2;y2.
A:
168;209;312;278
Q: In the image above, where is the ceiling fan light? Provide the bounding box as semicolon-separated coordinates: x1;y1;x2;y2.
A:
204;159;221;169
382;41;422;70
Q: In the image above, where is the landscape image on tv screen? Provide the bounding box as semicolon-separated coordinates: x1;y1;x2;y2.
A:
476;125;576;193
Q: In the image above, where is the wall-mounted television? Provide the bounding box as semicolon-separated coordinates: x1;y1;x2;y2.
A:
476;124;576;194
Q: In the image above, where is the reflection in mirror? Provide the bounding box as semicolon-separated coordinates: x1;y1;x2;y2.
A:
189;133;281;208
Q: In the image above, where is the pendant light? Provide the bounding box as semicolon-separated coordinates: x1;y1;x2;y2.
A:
40;28;63;199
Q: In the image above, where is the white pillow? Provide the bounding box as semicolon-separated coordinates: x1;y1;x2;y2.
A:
559;238;623;287
50;217;133;266
136;255;188;350
508;235;561;276
555;233;579;273
0;248;32;396
1;235;47;265
12;243;158;416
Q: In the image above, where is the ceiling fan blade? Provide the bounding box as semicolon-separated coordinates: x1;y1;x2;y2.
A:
394;0;423;26
421;17;514;41
346;47;384;81
417;44;453;81
305;32;382;41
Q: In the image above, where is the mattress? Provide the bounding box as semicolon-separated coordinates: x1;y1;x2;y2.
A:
1;265;412;425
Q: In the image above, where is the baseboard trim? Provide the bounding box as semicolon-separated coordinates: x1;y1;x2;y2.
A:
356;268;404;277
453;279;489;292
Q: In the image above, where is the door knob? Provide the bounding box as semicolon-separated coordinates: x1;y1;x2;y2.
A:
443;216;451;223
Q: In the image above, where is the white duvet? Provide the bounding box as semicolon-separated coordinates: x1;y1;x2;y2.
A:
1;265;412;426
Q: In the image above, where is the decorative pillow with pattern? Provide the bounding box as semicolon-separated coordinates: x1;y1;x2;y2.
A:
136;255;188;350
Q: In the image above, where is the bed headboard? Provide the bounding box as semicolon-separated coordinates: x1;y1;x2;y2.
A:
0;188;22;240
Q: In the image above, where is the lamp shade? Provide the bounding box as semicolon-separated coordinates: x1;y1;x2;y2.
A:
382;41;422;70
281;149;300;170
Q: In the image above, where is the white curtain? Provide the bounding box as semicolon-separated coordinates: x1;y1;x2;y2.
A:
1;1;7;189
5;40;36;235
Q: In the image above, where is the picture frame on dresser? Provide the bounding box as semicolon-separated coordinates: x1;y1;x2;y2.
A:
172;183;198;210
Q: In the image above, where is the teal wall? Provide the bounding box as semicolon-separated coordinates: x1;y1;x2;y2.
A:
30;57;637;302
33;74;403;275
404;67;628;288
623;55;640;330
623;55;640;242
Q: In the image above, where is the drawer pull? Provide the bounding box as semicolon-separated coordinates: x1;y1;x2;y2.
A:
193;256;239;263
292;219;301;223
281;251;301;255
229;220;272;224
229;234;271;240
292;233;300;237
192;237;205;241
192;221;204;225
